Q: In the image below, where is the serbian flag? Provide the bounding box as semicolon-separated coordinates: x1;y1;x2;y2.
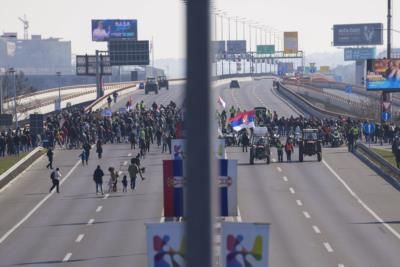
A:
163;160;185;217
219;159;238;217
228;110;256;131
217;96;226;109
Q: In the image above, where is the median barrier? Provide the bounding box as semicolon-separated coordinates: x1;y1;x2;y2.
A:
0;147;45;190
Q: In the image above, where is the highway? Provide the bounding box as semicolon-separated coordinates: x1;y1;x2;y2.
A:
0;79;400;266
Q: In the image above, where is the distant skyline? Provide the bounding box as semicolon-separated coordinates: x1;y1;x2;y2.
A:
0;0;399;59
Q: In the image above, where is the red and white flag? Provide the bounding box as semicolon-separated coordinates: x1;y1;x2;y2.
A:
217;96;226;109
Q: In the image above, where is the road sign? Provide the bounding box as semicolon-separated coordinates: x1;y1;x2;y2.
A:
0;114;12;126
108;40;150;66
256;45;275;54
382;101;391;111
227;40;246;54
344;47;376;61
345;85;352;94
363;123;375;135
382;112;391;122
76;54;112;76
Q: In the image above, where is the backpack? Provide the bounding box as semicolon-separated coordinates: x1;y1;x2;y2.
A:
50;171;55;180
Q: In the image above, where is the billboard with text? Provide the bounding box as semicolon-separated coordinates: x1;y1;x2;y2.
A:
333;23;383;46
92;19;137;41
227;40;247;54
366;59;400;91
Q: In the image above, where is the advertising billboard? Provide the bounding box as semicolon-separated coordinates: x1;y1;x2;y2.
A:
333;23;383;46
227;40;247;54
319;66;330;74
344;47;376;61
92;19;137;42
284;32;298;53
366;59;400;91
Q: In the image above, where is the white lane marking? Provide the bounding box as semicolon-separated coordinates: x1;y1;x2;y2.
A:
87;218;95;225
63;253;72;262
276;167;282;172
322;160;400;241
103;193;110;200
123;161;128;166
323;242;334;253
237;207;243;222
289;187;295;194
303;211;311;219
296;200;303;206
313;225;321;234
282;176;288;182
75;234;85;243
128;153;132;157
338;264;345;267
96;206;103;213
0;160;81;244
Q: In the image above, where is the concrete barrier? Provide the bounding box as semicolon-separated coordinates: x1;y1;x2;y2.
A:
0;147;45;190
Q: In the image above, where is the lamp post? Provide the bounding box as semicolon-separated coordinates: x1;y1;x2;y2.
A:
8;68;17;128
56;72;61;111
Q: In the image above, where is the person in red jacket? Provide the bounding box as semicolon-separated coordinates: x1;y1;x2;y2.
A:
285;141;294;162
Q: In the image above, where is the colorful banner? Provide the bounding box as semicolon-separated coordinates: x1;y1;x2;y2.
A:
219;160;238;216
163;160;185;217
146;222;186;267
284;32;298;53
163;160;238;217
92;19;138;42
221;222;270;267
171;139;186;160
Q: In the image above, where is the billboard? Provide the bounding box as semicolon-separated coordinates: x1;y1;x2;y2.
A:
256;45;275;54
344;47;376;61
333;23;383;46
284;32;298;53
92;19;137;42
278;62;294;75
366;59;400;91
227;40;247;54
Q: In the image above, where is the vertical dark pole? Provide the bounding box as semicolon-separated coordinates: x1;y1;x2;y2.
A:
382;0;392;122
186;1;215;267
95;50;101;99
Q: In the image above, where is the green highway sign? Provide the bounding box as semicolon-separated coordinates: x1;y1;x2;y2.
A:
256;45;275;54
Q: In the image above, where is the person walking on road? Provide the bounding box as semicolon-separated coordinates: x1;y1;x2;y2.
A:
108;167;119;193
121;175;128;192
276;140;284;163
128;158;144;191
96;140;103;159
241;131;249;152
79;150;88;166
83;143;91;162
284;141;294;162
46;148;54;169
93;165;104;195
49;168;61;193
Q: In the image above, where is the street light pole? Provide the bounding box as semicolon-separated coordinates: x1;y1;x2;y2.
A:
56;72;61;111
382;0;392;123
8;68;17;128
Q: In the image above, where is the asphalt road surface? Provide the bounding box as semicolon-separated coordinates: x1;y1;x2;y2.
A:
0;80;399;266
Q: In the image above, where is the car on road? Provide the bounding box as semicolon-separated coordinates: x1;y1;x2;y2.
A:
299;128;322;162
230;80;240;89
157;75;169;90
249;127;271;165
138;82;145;89
145;77;159;95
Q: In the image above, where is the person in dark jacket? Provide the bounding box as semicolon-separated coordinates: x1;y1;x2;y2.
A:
93;165;104;195
46;148;54;169
241;131;249;152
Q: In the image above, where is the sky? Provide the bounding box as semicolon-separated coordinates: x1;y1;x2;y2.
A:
0;0;399;59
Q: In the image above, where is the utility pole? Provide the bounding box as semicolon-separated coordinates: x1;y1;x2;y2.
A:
56;72;61;111
8;68;17;128
382;0;392;123
228;17;231;75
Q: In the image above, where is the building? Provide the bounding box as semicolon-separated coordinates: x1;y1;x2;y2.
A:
0;33;72;75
